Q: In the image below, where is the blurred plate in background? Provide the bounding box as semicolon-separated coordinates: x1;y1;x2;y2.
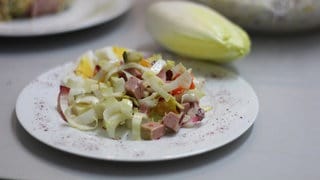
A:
0;0;131;37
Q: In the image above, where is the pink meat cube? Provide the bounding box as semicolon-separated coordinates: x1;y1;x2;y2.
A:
162;112;181;132
141;122;165;140
125;76;144;99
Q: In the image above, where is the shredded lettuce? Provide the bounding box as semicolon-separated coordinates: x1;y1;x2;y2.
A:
94;97;118;119
171;63;187;78
151;59;166;74
102;99;133;138
165;70;192;91
142;70;172;101
71;103;91;116
64;74;99;95
165;60;175;70
75;95;99;104
103;113;128;139
64;108;98;130
110;77;125;94
139;92;159;108
121;62;150;73
131;112;147;140
98;59;121;72
147;54;162;63
120;99;133;117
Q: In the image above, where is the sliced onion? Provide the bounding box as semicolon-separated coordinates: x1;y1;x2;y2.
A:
57;85;70;121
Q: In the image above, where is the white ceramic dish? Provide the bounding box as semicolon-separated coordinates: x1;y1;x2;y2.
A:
16;60;259;162
0;0;131;37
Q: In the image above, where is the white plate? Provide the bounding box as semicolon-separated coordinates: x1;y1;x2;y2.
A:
16;60;259;162
0;0;131;37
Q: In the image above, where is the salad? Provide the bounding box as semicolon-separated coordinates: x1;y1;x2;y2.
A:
58;46;206;140
0;0;70;21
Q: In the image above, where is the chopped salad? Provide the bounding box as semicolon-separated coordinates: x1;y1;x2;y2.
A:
58;46;206;140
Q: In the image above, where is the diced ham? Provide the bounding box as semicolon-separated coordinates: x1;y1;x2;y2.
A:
141;122;165;140
126;68;142;79
162;112;181;132
157;69;166;81
125;76;144;99
31;0;64;17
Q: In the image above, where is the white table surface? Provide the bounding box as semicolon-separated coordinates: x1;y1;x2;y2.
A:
1;0;320;179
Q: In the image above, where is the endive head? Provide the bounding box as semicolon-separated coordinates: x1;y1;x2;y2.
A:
146;1;251;63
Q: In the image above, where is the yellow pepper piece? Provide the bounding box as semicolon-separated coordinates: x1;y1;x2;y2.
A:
139;59;152;67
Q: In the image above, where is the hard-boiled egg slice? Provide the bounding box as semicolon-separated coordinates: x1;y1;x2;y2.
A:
112;46;128;60
95;46;128;62
75;51;97;78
